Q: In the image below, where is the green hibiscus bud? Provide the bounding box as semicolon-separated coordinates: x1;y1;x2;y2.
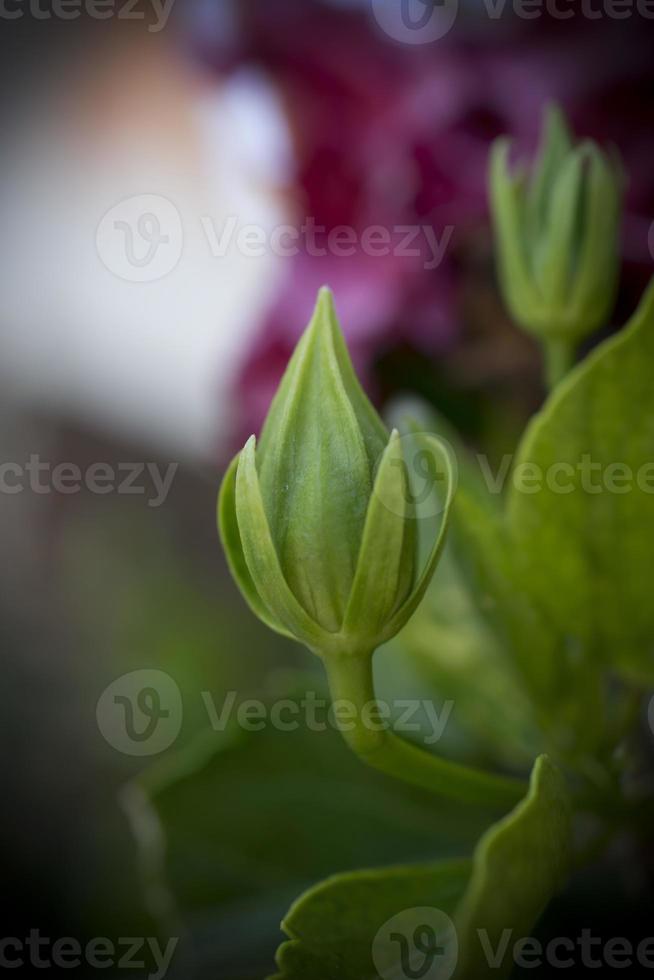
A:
218;288;526;809
218;287;453;659
490;105;622;387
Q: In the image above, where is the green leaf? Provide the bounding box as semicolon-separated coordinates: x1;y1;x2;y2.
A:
125;682;492;977
439;282;654;751
273;860;471;980
270;755;570;980
396;407;541;766
401;546;540;771
455;755;571;979
452;485;562;709
507;281;654;682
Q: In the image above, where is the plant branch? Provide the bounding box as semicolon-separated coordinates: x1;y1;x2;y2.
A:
323;652;527;808
543;337;575;390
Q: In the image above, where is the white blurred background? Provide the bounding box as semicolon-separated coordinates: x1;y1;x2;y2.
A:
0;24;292;458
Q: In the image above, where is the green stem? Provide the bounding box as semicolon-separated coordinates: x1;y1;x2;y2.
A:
543;337;575;390
323;652;526;808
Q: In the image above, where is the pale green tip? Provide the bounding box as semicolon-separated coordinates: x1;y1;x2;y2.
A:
542;102;571;147
315;285;336;321
306;285;344;350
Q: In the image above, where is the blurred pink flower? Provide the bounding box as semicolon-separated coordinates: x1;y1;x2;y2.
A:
191;2;654;445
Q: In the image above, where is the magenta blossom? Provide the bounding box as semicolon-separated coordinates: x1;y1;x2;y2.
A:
191;2;654;445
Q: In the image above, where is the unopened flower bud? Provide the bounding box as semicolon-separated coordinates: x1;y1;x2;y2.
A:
490;105;622;346
218;288;453;658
